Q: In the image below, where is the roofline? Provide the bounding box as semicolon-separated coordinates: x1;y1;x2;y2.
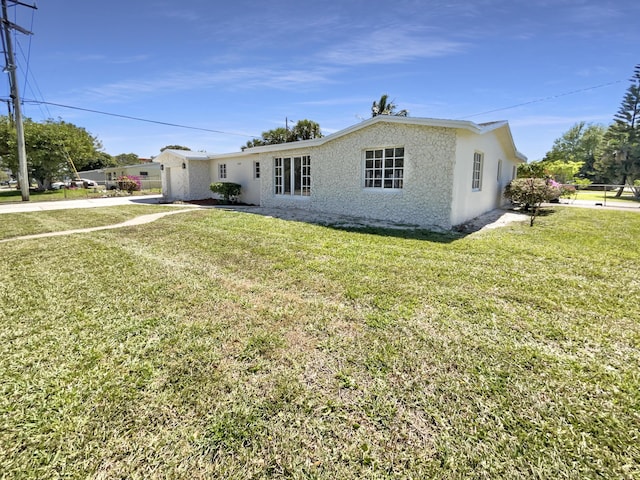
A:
243;116;488;154
477;120;527;162
156;149;211;161
160;116;527;162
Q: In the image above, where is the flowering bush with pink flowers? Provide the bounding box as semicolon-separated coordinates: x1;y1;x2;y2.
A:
504;177;561;226
117;175;141;193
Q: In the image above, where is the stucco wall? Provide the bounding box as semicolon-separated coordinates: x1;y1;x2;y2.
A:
210;156;261;205
259;123;458;229
186;161;213;200
450;129;521;226
159;152;188;201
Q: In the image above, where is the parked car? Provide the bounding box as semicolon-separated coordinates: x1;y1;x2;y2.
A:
79;178;98;187
51;178;99;189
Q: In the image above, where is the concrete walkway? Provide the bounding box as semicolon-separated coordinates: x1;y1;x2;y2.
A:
0;194;169;214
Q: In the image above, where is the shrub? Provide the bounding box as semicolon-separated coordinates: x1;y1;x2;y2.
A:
210;182;241;203
560;184;577;198
504;178;561;226
117;175;141;193
573;178;592;189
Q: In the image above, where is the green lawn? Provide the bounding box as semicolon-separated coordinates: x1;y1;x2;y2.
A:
572;188;640;204
1;206;638;479
0;205;188;240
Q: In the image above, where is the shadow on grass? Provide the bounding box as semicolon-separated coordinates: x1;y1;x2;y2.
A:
212;205;533;244
534;208;557;218
325;224;462;243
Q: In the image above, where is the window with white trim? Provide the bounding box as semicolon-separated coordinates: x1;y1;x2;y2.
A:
254;161;260;179
274;156;311;196
364;147;404;189
219;163;227;179
496;160;502;182
472;152;483;191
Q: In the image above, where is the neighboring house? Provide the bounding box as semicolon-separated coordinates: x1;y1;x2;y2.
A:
73;169;104;184
155;116;526;230
78;163;162;189
104;163;162;189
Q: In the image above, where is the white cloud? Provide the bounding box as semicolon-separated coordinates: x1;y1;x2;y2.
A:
71;66;339;103
319;29;467;65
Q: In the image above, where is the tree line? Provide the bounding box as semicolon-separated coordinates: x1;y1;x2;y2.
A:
531;64;640;196
0;117;190;190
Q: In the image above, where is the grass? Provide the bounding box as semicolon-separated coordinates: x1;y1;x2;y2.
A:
1;206;639;479
0;205;185;240
572;188;640;204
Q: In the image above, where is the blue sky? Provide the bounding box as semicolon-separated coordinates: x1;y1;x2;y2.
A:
3;0;639;161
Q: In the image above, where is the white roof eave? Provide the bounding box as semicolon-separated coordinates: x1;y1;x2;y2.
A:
241;116;484;154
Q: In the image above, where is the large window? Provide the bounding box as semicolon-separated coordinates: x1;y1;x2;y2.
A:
364;147;404;189
472;152;483;191
274;156;311;196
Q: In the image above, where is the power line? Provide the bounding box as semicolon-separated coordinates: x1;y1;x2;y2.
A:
461;80;625;119
18;2;34;96
15;41;51;118
20;98;258;137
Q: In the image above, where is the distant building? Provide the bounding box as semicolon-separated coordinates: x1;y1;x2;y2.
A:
78;162;161;190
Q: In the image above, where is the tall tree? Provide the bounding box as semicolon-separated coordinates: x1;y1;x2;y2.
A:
80;151;115;171
290;119;322;141
242;119;322;149
113;153;141;166
160;145;191;152
0;116;102;190
371;94;408;117
594;64;640;194
542;122;606;181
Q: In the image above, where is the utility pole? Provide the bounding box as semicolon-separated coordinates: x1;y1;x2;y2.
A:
1;0;36;201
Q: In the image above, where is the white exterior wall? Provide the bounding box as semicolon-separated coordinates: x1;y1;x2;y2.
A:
260;123;458;229
449;128;521;226
75;169;105;182
210;155;261;205
186;161;213;200
160;154;190;202
158;150;213;201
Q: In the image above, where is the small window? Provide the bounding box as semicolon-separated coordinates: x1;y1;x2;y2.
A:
139;171;148;177
219;163;227;179
254;161;260;179
496;160;502;182
472;152;483;191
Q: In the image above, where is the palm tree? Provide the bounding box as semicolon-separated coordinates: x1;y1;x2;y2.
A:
371;94;408;117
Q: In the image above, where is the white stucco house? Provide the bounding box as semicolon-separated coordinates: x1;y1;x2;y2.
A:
155;116;526;230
